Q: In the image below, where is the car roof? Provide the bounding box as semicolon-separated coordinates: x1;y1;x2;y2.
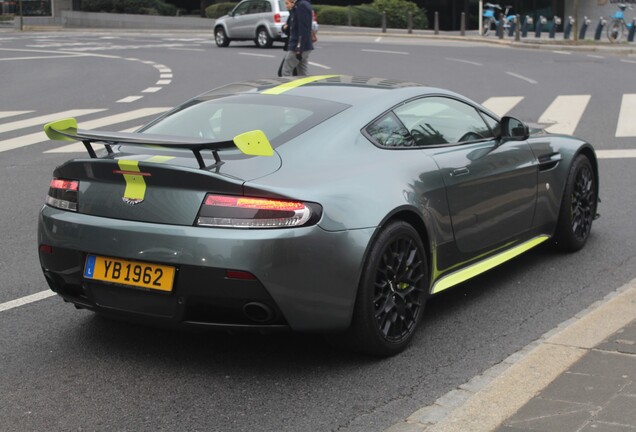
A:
197;75;448;107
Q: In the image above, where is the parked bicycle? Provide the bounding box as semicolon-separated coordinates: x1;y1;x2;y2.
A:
607;3;633;43
482;3;515;36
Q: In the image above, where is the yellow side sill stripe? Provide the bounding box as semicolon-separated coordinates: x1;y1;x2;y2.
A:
431;235;550;294
261;75;340;95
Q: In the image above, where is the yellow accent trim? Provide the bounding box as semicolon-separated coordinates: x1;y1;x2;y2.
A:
43;118;77;142
118;160;146;201
233;130;274;156
145;155;175;163
431;235;550;294
261;75;340;95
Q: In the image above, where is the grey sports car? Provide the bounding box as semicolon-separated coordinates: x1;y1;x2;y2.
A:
38;75;599;356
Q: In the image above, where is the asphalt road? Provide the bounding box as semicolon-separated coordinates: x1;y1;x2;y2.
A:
1;31;635;432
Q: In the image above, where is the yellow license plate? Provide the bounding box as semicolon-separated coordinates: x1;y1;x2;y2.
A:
83;255;176;292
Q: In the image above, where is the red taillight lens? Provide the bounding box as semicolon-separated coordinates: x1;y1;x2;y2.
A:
196;194;320;229
46;178;79;212
274;12;281;23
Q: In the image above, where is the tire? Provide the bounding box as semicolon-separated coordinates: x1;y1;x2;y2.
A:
329;221;428;357
255;27;273;48
215;27;230;47
482;18;492;36
607;21;624;43
554;155;597;252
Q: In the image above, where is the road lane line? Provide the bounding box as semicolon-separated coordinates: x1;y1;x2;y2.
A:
362;48;409;55
616;94;636;137
446;57;482;66
308;61;332;69
0;290;56;313
481;96;524;117
0;109;106;134
596;149;636;159
505;72;537;84
238;52;276;58
0;111;33;120
117;96;144;103
539;95;590;135
1;108;168;153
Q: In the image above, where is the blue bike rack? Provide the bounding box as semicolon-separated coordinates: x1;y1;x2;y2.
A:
563;16;574;39
522;15;533;38
629;18;636;42
594;17;607;41
535;16;546;38
579;16;590;40
549;16;561;39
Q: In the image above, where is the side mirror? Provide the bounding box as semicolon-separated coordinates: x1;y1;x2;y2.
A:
500;116;529;142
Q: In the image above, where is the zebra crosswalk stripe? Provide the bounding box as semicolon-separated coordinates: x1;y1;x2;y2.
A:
481;96;524;117
0;109;106;134
616;94;636;138
538;95;591;135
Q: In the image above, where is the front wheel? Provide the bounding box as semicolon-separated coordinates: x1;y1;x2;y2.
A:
215;27;230;47
255;27;273;48
607;20;624;43
554;155;597;252
329;221;428;357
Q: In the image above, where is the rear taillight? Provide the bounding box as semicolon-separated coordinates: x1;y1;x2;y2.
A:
196;194;320;228
46;178;79;212
274;12;281;23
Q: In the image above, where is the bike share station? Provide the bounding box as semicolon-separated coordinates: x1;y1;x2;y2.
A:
478;0;636;43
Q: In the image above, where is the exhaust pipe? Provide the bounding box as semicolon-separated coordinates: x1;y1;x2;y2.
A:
243;302;275;323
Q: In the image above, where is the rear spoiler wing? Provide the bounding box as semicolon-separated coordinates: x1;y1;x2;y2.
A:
44;118;274;169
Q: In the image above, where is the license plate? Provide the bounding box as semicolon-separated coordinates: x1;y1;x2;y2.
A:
83;255;176;292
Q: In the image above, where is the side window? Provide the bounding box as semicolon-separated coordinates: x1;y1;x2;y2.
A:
233;1;250;15
394;97;493;146
481;113;500;138
261;1;272;12
365;113;414;148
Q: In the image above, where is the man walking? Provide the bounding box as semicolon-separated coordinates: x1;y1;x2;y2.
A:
281;0;313;76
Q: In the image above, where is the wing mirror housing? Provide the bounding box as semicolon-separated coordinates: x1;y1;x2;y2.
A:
500;116;529;142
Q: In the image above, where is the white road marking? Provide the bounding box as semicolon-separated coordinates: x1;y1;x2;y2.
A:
117;96;144;103
616;94;636;137
160;73;173;79
552;50;571;55
620;59;636;64
506;72;538;84
170;48;205;52
588;54;605;59
539;95;590;135
308;61;332;69
238;52;276;58
0;109;105;134
0;54;85;61
0;290;56;313
1;108;168;153
596;149;636;159
446;57;482;66
481;96;524;117
374;37;383;42
0;111;33;119
362;48;409;55
142;87;162;93
156;79;171;85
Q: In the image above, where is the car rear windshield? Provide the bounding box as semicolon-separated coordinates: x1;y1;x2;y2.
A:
141;94;349;148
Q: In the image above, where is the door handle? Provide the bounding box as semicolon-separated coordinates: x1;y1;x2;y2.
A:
451;167;469;177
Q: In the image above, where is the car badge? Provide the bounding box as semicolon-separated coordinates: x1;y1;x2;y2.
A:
122;197;144;205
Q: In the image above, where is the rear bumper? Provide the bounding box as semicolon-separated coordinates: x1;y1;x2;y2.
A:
38;206;374;332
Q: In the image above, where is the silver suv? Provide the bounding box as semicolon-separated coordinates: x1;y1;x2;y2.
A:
214;0;289;48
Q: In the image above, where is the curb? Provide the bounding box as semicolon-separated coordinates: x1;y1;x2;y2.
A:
386;277;636;432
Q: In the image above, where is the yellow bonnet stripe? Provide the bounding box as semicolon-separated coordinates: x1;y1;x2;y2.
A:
261;75;339;95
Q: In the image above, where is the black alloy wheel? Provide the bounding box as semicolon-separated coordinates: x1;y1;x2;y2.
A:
330;221;428;357
555;155;597;252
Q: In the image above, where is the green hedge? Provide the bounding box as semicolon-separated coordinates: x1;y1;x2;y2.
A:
315;0;426;29
205;2;236;18
81;0;177;15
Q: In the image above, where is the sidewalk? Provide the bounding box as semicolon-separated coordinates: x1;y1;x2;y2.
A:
387;278;636;432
